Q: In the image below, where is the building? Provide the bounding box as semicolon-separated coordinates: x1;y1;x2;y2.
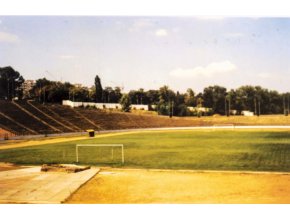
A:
230;110;237;115
241;110;254;116
187;106;211;113
21;80;36;99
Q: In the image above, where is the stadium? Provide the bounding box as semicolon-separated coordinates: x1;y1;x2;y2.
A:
0;16;290;204
0;99;290;203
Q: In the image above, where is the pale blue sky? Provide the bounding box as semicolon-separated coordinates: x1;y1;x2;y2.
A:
1;16;290;93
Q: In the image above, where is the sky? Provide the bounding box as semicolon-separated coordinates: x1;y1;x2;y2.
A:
1;16;290;93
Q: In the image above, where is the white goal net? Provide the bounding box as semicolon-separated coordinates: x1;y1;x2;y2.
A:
76;144;124;164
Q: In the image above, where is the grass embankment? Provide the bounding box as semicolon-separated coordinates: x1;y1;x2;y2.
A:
0;130;289;172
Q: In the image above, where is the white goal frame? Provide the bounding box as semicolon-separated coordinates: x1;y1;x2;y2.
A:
76;144;124;164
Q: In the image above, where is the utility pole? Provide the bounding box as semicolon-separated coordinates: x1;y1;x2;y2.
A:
43;87;46;105
225;97;227;116
254;98;257;116
258;99;260;116
169;100;174;118
286;94;289;116
283;95;286;116
228;97;231;116
39;83;41;102
172;101;174;117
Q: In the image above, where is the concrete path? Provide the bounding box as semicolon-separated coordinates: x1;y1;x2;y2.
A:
0;166;99;203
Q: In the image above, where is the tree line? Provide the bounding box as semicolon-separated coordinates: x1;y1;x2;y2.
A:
1;66;290;116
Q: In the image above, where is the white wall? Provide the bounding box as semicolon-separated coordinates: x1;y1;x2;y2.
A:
62;100;149;110
241;110;254;116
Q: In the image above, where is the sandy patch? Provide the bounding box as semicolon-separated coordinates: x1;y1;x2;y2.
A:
0;162;24;172
66;168;290;204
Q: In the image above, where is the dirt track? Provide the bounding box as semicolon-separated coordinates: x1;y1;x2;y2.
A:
67;168;290;204
2;126;290;150
0;131;138;150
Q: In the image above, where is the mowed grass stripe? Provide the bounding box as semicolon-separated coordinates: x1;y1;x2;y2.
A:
0;130;290;172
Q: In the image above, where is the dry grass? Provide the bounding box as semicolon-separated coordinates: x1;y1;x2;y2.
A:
67;168;290;204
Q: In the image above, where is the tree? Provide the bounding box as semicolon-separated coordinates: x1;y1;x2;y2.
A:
159;85;175;102
112;87;122;103
203;85;227;114
102;86;113;103
94;75;103;103
70;86;90;102
119;94;131;112
156;86;176;116
30;78;75;103
88;85;96;102
146;89;159;105
226;89;236;116
0;66;25;100
46;82;71;103
30;78;52;103
128;90;137;104
184;88;195;106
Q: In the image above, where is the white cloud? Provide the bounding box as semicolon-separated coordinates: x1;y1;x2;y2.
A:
0;20;2;24
58;55;76;60
155;29;168;36
169;60;237;78
0;31;20;43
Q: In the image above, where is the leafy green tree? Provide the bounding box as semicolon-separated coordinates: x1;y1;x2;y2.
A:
119;94;131;112
184;88;195;106
88;85;96;102
94;75;103;103
203;85;227;114
128;90;137;104
146;89;159;105
30;78;52;103
70;86;90;102
112;87;122;103
159;85;175;102
156;86;176;116
46;82;71;103
176;104;189;116
0;66;25;100
102;86;113;103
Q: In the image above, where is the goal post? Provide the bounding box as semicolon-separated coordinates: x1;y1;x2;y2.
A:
76;144;124;164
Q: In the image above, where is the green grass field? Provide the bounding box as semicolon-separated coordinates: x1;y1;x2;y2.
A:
1;130;290;172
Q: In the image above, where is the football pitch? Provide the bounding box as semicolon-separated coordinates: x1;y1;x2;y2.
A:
0;129;290;172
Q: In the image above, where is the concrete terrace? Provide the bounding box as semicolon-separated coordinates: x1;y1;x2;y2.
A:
0;166;99;203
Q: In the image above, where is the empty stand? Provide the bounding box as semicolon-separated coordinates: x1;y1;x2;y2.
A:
0;100;200;136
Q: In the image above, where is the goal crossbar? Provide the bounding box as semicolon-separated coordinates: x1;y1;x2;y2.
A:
76;144;124;163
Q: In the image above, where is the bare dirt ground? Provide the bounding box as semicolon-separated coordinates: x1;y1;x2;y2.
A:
0;131;144;150
66;168;290;204
0;162;24;172
0;136;88;150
